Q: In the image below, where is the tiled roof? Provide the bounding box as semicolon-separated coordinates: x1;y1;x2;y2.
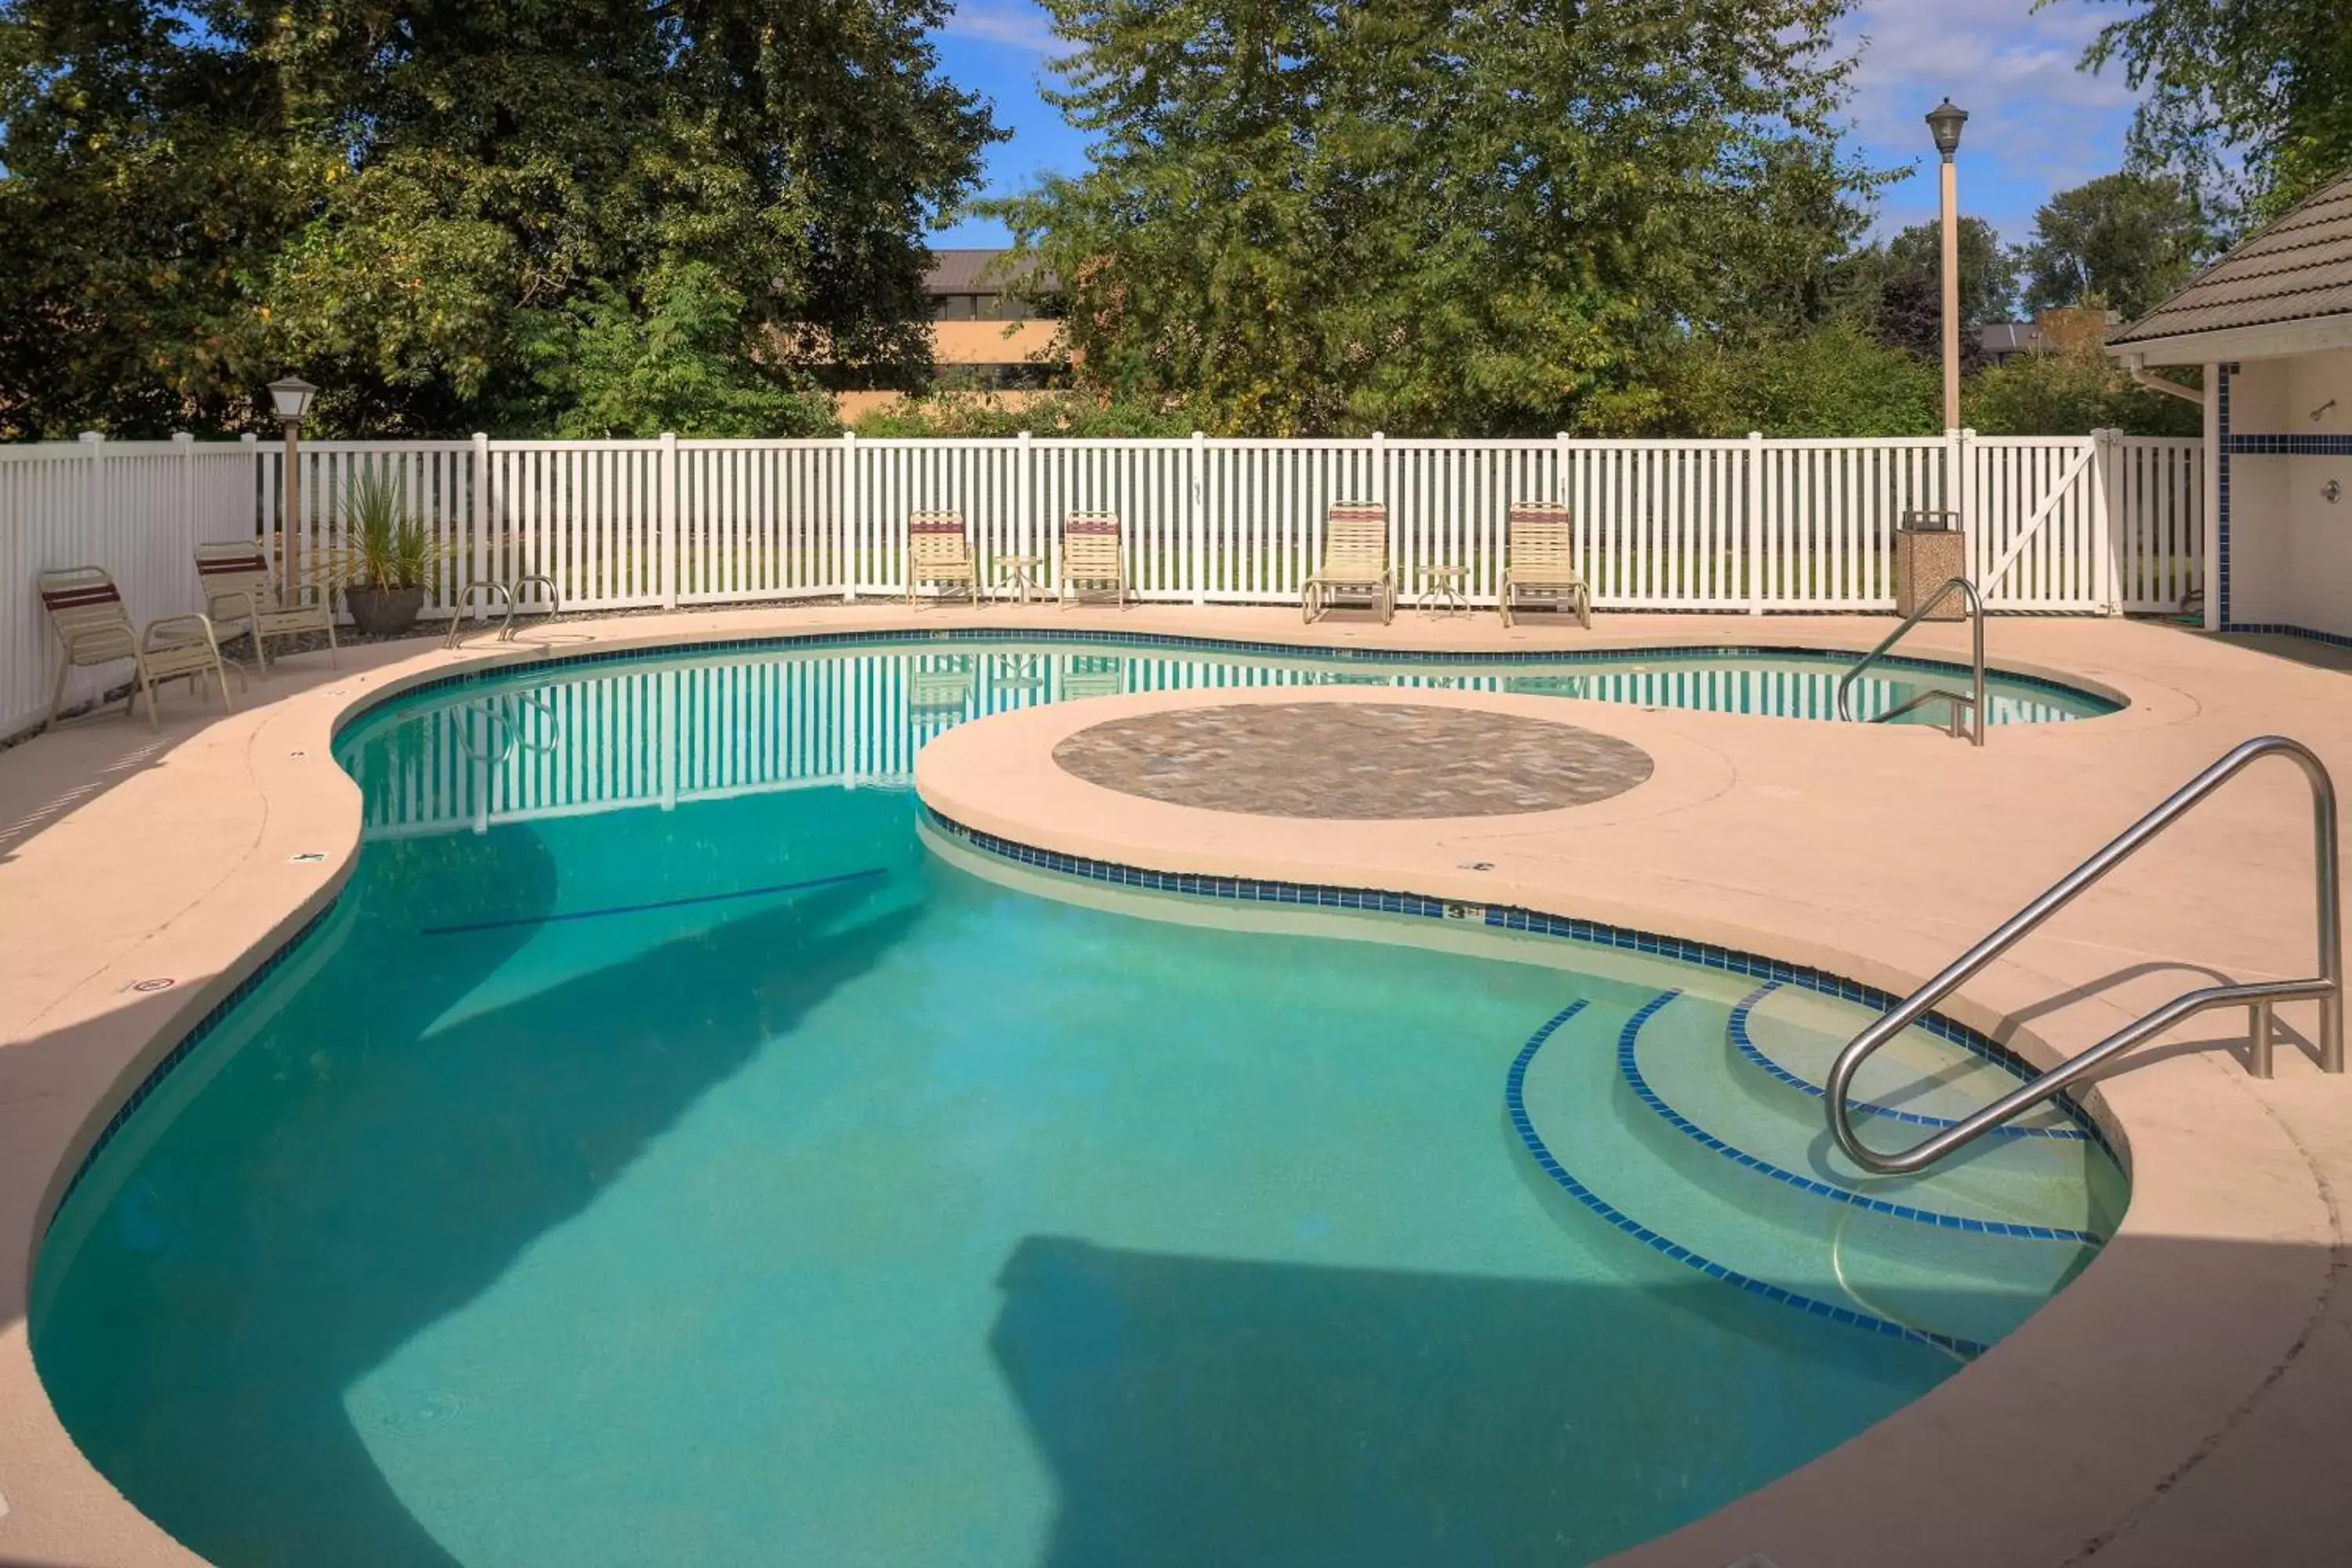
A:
2111;168;2352;346
924;249;1057;296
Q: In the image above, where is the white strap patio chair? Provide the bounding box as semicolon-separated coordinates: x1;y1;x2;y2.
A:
1059;512;1129;608
1302;503;1394;624
37;565;241;731
906;513;979;607
194;540;338;672
1498;503;1592;628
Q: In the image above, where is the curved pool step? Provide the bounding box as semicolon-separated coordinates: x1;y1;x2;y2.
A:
1729;982;2089;1141
1621;991;2107;1243
1512;990;2108;1354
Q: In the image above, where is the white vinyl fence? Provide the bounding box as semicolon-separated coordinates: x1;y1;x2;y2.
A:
4;427;2203;738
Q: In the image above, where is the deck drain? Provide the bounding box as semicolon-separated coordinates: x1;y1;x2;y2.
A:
1456;860;1495;871
121;978;176;994
290;851;328;863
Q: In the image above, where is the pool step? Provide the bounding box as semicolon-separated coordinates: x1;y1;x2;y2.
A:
1510;990;2110;1356
1728;982;2089;1142
1627;989;2123;1240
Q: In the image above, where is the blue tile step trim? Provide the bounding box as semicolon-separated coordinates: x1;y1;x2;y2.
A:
1507;996;1987;1359
1729;984;2088;1142
927;805;2111;1156
1622;991;2103;1244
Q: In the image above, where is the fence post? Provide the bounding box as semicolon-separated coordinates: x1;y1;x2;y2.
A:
841;430;858;603
1745;431;1764;615
1015;427;1033;601
172;431;194;562
78;431;107;603
2092;426;2122;615
239;434;260;545
1189;430;1207;605
659;431;679;610
469;431;489;594
1555;431;1573;604
1947;426;1972;583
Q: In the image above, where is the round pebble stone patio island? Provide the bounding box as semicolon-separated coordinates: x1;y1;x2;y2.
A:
1050;701;1655;818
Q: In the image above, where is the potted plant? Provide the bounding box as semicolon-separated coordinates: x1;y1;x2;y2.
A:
338;466;445;637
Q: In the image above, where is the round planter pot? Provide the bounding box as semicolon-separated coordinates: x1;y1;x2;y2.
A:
344;585;428;638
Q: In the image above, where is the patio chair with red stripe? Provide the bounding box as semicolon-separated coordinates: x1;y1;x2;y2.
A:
194;540;338;673
36;565;241;731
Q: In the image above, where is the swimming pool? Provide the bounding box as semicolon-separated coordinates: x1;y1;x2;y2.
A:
32;636;2125;1566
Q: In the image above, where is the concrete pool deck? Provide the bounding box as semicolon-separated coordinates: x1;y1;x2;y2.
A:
0;604;2345;1566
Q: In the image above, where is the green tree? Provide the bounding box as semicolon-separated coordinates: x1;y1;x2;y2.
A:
524;265;837;438
1875;216;2019;329
0;0;998;437
1606;321;1938;437
2017;173;2207;318
991;0;1880;437
1965;340;2202;437
2056;0;2352;223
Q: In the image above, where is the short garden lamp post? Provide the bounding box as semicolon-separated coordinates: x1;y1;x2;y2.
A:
1925;99;1969;434
267;375;320;601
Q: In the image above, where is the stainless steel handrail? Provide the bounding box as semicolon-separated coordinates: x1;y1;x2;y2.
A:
1827;735;2343;1175
444;581;514;649
444;575;562;649
510;573;562;632
1835;575;1986;746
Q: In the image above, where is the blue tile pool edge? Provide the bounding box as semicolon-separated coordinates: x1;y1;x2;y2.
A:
921;804;2114;1162
42;896;345;1236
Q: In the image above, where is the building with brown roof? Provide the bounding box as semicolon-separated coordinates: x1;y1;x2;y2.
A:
833;249;1069;420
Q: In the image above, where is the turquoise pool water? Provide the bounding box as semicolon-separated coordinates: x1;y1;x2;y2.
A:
33;637;2125;1567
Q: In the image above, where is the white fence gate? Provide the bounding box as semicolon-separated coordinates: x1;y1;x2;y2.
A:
3;428;2204;739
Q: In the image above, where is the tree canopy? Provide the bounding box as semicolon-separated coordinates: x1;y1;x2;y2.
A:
2017;172;2206;320
2060;0;2352;226
989;0;1882;437
0;0;999;437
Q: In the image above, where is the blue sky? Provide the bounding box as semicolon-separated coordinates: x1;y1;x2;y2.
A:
929;0;2143;254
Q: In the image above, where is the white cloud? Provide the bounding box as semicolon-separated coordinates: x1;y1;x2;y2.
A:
945;0;1059;53
1839;0;2143;244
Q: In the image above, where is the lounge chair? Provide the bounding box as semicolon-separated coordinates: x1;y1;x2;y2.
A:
194;540;338;671
906;512;979;607
1059;512;1128;608
1498;503;1592;629
1302;503;1393;624
37;564;240;731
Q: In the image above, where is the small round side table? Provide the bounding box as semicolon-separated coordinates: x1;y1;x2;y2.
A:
995;554;1046;604
1417;564;1469;617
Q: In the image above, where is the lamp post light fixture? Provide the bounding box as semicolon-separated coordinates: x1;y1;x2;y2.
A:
1925;99;1969;434
267;376;319;601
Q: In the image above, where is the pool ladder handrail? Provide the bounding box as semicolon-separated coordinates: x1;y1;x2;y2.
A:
1835;575;1986;746
444;574;563;649
1826;735;2343;1176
